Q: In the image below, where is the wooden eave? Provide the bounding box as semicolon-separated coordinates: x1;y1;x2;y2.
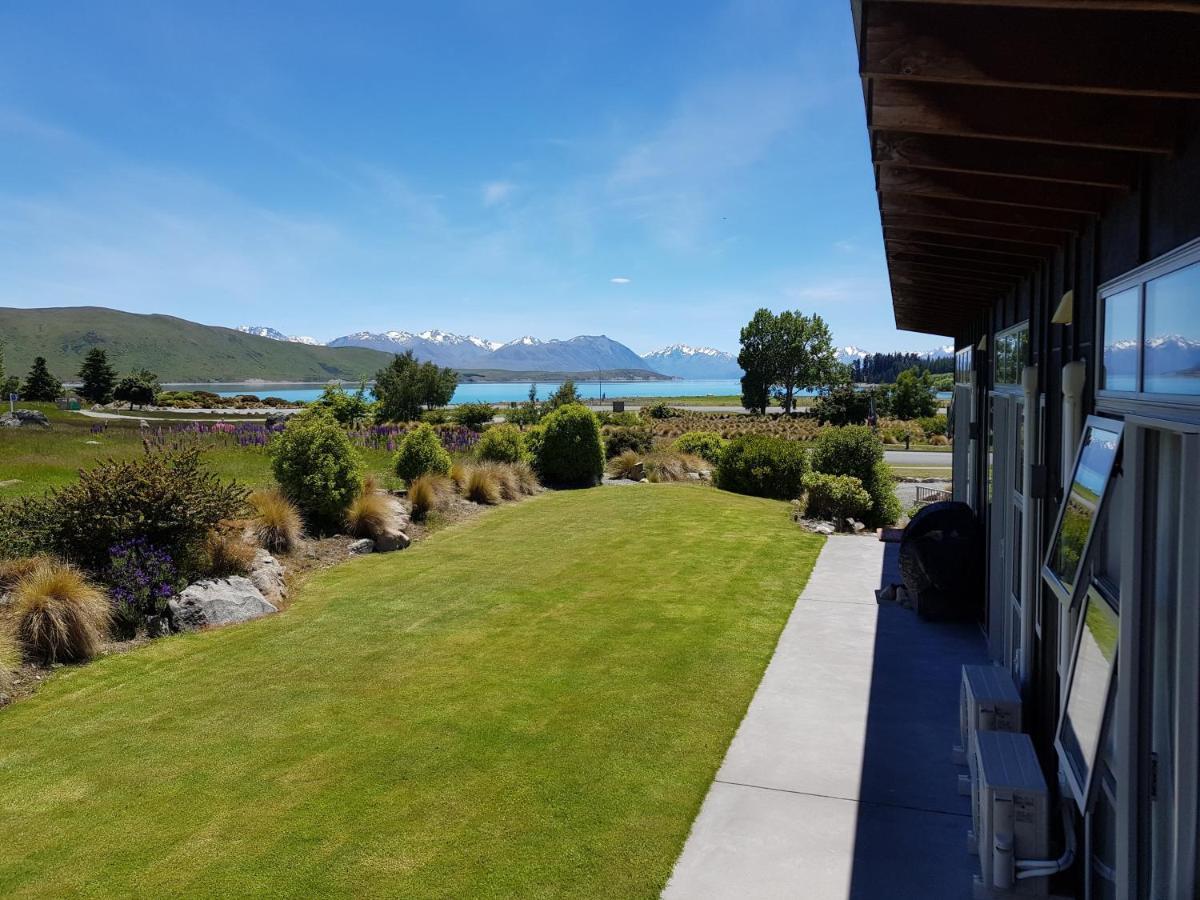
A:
854;0;1200;335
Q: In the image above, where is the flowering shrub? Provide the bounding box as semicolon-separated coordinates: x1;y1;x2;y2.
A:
107;538;183;637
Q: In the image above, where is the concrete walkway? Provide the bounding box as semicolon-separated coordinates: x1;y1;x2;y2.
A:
663;536;987;900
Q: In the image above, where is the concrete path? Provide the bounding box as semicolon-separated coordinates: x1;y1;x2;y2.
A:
663;536;987;900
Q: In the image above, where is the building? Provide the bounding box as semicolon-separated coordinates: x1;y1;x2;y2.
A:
852;3;1200;898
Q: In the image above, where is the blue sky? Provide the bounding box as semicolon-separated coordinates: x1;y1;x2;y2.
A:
0;1;944;355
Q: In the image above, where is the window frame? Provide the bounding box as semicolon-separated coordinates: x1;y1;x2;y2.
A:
1041;415;1125;609
1097;235;1200;412
993;321;1029;389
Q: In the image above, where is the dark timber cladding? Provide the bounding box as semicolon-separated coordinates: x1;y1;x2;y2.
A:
850;0;1200;334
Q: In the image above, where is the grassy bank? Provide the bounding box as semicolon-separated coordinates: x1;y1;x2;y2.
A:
0;485;821;897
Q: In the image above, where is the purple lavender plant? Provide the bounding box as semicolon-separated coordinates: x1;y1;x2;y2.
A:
107;538;184;637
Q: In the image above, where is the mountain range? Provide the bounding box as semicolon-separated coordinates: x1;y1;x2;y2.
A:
837;344;954;365
246;324;742;378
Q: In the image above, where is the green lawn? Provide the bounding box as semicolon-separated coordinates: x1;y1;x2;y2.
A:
0;485;822;898
0;405;396;499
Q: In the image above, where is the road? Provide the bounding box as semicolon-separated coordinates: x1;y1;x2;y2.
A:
884;450;951;468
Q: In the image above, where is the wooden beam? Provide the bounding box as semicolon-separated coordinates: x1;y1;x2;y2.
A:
889;253;1031;278
870;2;1200;18
884;230;1056;261
890;274;1005;299
868;79;1179;154
864;3;1200;98
887;243;1038;273
878;166;1109;214
872;131;1137;189
883;213;1067;246
880;192;1084;231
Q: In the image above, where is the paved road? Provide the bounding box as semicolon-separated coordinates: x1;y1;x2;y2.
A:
884;450;951;468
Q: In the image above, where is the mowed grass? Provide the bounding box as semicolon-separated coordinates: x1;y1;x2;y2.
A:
0;405;395;499
0;485;822;898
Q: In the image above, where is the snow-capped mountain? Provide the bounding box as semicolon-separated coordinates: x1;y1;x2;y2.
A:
327;330;655;373
642;345;742;379
838;345;871;365
237;325;320;345
1105;335;1200;378
838;343;954;364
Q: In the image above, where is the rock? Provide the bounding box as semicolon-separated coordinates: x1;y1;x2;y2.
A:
349;538;376;555
626;462;645;481
373;525;411;552
144;614;172;638
686;471;701;480
168;577;277;631
138;418;150;429
813;523;836;536
0;410;50;429
850;519;867;533
248;549;287;604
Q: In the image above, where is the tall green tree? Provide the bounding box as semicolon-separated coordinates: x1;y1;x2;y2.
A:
891;368;937;419
113;368;160;409
22;356;63;402
77;348;118;405
737;308;778;414
374;352;457;422
546;379;582;410
772;311;843;414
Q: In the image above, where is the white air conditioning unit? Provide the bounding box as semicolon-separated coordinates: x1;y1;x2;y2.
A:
969;730;1050;898
956;664;1023;796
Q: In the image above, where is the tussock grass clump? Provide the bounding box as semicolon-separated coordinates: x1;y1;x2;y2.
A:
512;462;539;495
477;462;520;501
408;474;452;521
464;467;501;505
346;489;393;538
0;622;21;674
5;561;111;663
449;461;469;491
248;489;303;553
201;530;256;577
0;556;49;594
608;450;642;480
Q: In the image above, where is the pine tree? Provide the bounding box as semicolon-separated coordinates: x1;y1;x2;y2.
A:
22;357;64;402
77;348;118;405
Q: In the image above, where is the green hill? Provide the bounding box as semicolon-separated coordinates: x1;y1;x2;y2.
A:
0;307;396;384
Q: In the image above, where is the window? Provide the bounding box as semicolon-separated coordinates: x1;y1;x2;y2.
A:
993;323;1028;386
1099;240;1200;402
1056;584;1119;810
955;346;973;385
1043;417;1123;607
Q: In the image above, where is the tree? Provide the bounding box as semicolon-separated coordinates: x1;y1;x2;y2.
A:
891;368;937;419
21;357;63;402
772;310;843;414
737;308;778;414
314;381;372;424
77;348;118;405
113;368;159;409
546;379;582;409
373;351;457;422
0;341;16;399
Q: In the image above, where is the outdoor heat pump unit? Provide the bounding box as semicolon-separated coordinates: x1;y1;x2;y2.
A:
969;731;1051;899
955;664;1023;795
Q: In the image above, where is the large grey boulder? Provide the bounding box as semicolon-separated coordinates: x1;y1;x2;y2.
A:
348;538;375;555
168;577;277;631
248;549;287;605
365;495;411;552
0;410;50;429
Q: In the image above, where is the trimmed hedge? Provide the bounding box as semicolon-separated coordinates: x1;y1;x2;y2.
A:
272;408;364;527
673;431;727;464
394;423;453;483
715;435;809;500
475;424;528;464
802;472;871;525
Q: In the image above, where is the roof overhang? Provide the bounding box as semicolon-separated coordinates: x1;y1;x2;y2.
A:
851;0;1200;335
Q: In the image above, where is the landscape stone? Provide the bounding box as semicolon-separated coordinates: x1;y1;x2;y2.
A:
0;410;50;429
168;576;277;631
349;538;376;554
373;525;411;552
248;549;287;604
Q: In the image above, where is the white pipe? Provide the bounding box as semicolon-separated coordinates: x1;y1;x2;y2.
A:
1016;797;1077;878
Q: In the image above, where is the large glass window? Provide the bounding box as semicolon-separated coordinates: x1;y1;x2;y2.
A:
1057;585;1119;810
1144;262;1200;396
994;323;1028;386
955;346;973;385
1101;287;1140;392
1044;418;1123;607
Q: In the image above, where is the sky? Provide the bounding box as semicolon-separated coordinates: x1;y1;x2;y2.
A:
0;1;947;355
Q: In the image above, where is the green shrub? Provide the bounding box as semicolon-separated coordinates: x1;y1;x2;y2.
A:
891;369;937;419
475;424;528;464
272;407;365;527
917;415;947;437
522;425;545;464
596;410;641;428
674;431;727;464
809;425;900;527
642;401;677;420
802;472;872;525
812;384;872;426
536;403;604;486
420;408;449;425
313;383;373;424
453;402;497;431
715;435;809;500
394;423;452;483
602;424;653;459
1;448;247;573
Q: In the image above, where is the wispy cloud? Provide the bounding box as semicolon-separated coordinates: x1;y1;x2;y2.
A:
610;276;631;284
482;180;517;207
